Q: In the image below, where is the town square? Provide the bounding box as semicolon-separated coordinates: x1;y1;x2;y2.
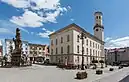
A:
0;0;129;82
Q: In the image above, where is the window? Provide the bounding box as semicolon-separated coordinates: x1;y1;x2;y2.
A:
51;40;53;45
61;37;63;43
34;47;37;50
26;44;28;46
93;42;94;48
77;35;79;42
93;50;94;56
90;49;92;60
96;16;98;19
61;47;63;54
86;39;88;46
43;47;45;50
96;44;97;48
77;45;79;53
26;48;28;50
39;52;41;54
90;41;92;47
96;51;97;57
86;48;88;54
83;47;84;54
67;45;70;54
51;49;53;55
30;46;33;49
39;48;41;50
99;16;101;19
56;48;58;54
56;39;58;45
98;45;99;49
98;51;99;57
30;51;32;54
26;51;27;54
67;35;70;42
47;47;49;53
77;56;79;63
90;49;92;55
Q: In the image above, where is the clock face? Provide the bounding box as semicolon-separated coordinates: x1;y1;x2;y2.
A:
96;29;98;31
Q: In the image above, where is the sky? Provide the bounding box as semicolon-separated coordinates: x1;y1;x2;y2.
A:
0;0;129;49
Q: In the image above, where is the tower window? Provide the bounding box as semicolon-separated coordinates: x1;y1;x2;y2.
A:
99;16;101;19
96;16;98;19
96;29;98;31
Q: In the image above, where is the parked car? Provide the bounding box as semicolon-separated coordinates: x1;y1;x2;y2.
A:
44;59;50;64
120;63;129;67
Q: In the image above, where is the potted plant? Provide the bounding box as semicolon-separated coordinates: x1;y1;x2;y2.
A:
96;70;103;75
99;60;104;68
76;71;87;79
109;68;114;71
92;59;98;69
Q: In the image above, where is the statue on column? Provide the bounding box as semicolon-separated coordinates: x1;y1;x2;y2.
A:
11;28;22;66
13;28;22;52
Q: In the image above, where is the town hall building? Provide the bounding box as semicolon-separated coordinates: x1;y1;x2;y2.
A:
49;11;105;66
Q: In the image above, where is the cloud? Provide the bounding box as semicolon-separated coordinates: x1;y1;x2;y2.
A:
0;20;29;34
1;0;30;8
105;37;112;42
30;0;61;10
105;36;129;49
67;6;71;10
2;0;70;27
10;10;45;27
70;18;74;21
31;32;34;35
44;9;61;23
38;28;55;38
0;28;14;34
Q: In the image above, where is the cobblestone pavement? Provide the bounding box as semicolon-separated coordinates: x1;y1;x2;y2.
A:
0;64;128;82
93;67;129;82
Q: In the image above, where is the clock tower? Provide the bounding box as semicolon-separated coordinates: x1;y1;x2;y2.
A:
94;11;104;41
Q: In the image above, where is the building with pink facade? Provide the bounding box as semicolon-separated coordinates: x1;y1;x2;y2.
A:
28;43;49;62
106;47;129;65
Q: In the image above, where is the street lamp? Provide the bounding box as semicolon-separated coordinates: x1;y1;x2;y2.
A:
79;32;86;70
105;49;107;67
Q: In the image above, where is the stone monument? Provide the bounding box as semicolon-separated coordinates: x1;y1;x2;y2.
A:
11;28;22;66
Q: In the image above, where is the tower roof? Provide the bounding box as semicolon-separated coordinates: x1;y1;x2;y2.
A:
94;11;103;15
94;24;104;29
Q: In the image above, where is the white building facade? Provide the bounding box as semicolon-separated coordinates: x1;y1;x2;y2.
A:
49;12;105;66
5;39;29;56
